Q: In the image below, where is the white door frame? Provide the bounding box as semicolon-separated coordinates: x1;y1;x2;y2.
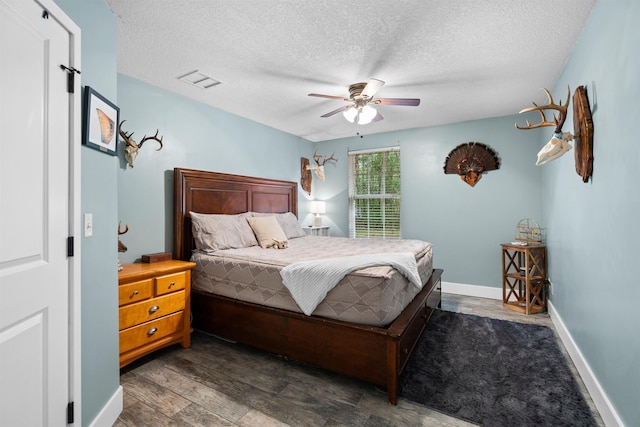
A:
39;0;82;423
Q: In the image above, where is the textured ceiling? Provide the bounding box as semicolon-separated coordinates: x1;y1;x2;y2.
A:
105;1;595;142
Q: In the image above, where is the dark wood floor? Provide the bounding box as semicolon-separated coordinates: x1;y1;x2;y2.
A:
115;294;604;426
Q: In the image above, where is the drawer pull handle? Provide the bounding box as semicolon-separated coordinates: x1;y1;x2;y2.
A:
149;305;160;314
147;328;158;336
169;281;176;288
132;290;139;296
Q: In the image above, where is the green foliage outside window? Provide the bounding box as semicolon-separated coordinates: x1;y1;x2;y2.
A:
349;149;401;239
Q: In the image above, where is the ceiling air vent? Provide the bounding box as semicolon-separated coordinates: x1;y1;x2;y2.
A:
178;70;221;89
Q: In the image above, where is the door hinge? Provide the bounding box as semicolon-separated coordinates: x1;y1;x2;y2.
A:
67;236;74;257
66;401;74;424
60;65;81;93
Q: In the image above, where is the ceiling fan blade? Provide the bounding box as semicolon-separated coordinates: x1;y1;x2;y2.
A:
372;111;384;122
375;98;421;106
361;78;385;99
308;93;350;101
320;104;352;118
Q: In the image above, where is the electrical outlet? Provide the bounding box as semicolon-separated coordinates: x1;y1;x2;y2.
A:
84;213;93;237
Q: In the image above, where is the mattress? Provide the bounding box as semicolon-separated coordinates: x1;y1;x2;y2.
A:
191;236;433;327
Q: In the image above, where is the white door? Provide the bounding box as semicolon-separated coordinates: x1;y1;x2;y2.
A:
0;0;76;425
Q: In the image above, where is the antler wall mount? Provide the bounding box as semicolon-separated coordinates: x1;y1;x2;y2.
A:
572;86;594;182
117;222;128;271
515;85;594;182
516;86;574;166
300;157;312;195
119;120;164;168
305;150;338;181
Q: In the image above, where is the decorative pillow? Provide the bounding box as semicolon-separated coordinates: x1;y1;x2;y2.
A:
250;212;306;239
190;212;258;253
246;216;288;248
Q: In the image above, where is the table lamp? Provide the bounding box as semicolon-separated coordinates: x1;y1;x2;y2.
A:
310;200;326;227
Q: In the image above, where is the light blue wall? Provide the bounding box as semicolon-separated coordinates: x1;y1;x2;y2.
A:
314;116;543;287
543;0;639;425
54;0;638;425
116;75;313;263
54;0;120;425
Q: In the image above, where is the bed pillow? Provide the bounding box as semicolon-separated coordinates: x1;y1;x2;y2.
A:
190;212;258;253
246;216;288;248
250;212;306;239
276;212;307;239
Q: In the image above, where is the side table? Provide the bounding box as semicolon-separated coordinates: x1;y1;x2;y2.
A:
304;226;330;236
118;259;196;367
501;243;547;315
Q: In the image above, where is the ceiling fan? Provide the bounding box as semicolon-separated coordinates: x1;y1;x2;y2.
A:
308;78;420;125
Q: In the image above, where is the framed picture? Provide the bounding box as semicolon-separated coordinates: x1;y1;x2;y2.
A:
83;86;119;155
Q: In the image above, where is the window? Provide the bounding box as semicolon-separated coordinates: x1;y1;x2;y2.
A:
348;147;401;239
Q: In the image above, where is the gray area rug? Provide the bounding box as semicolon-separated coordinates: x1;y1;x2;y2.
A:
398;310;597;427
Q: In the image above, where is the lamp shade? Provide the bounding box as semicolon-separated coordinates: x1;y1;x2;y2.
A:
358;105;377;124
343;107;357;123
343;105;377;125
310;200;326;214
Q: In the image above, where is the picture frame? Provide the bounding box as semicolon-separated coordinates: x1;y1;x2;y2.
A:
83;86;119;156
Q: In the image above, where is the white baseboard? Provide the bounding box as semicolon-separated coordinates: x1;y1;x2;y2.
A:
548;302;623;427
442;281;502;300
88;385;123;427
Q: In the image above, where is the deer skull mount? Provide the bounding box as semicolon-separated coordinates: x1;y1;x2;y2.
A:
119;120;164;168
305;150;338;181
515;86;574;166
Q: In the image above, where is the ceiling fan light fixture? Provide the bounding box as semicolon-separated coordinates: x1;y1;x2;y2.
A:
358;105;377;125
343;107;357;123
310;78;419;125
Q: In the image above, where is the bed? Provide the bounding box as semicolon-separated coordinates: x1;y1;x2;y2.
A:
173;167;443;404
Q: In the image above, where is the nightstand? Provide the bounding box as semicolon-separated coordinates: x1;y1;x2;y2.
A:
118;259;196;367
304;225;330;236
501;243;547;315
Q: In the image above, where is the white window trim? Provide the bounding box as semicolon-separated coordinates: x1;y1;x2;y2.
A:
348;147;401;239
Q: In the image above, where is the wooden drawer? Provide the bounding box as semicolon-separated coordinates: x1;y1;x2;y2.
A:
397;303;428;370
119;311;185;354
119;279;153;306
119;292;186;330
155;271;186;296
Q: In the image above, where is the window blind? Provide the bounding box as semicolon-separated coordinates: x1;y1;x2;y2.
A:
348;147;401;239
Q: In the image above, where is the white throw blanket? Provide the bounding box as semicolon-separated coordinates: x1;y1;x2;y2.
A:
280;252;422;316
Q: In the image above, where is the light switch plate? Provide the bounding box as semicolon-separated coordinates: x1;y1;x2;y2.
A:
84;213;93;237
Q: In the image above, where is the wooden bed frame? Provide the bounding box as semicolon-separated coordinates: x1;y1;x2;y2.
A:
173;167;442;404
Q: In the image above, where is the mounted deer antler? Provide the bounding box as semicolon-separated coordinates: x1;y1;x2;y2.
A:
117;222;129;271
305;150;338;181
516;86;571;133
117;222;129;253
516;86;575;166
119;120;163;168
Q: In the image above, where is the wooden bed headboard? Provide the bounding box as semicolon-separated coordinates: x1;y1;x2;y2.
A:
173;168;298;261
